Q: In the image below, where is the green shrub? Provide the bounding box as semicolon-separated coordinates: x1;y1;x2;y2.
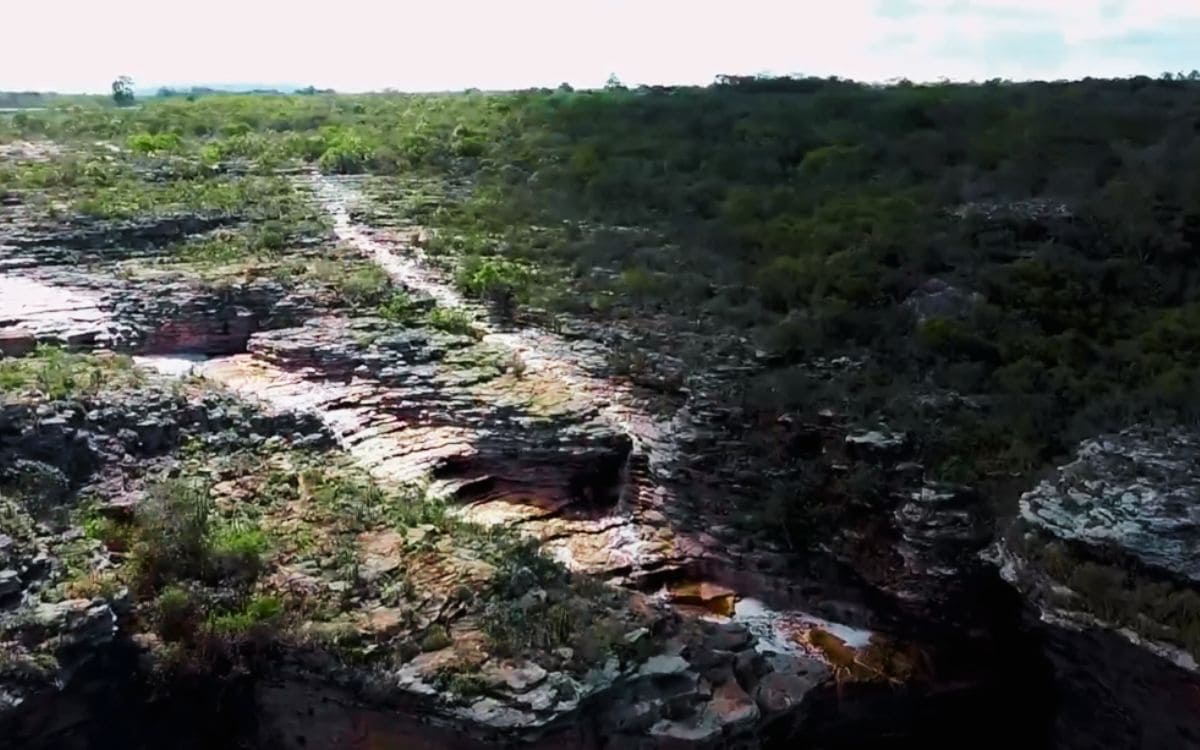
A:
309;260;391;307
420;624;453;652
208;595;285;640
756;256;821;312
130;478;213;590
342;267;391;307
317;130;373;174
455;256;533;315
209;523;269;581
83;516;135;552
918;317;1000;362
251;222;287;253
126;132;182;154
450;124;486;158
488;537;566;596
445;670;489;697
617;266;667;301
377;291;421;324
427;307;476;336
155;586;199;642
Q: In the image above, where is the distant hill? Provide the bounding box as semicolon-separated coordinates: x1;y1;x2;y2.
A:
134;83;310;97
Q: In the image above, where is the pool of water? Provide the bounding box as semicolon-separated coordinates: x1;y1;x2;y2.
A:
131;353;211;378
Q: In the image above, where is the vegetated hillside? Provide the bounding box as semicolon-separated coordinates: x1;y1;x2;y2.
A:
4;75;1200;547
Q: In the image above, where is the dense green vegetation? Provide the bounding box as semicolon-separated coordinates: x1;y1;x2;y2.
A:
5;76;1200;549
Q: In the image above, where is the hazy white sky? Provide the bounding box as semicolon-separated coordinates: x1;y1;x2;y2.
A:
4;0;1200;92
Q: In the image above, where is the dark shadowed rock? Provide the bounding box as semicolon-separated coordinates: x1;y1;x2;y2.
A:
0;328;37;358
902;278;982;323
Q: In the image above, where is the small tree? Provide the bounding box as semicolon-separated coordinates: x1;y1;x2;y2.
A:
112;76;135;106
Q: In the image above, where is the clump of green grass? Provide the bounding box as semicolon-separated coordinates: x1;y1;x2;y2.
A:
0;346;142;400
478;537;630;666
176;235;247;265
309;259;392;308
128;478;213;592
427;307;476;336
83;515;135;552
209;522;270;581
445;669;489;698
207;595;285;639
377;291;422;324
155;585;200;642
303;468;448;532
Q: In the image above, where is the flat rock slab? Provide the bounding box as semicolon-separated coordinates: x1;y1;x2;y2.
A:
1021;426;1200;583
0;275;111;343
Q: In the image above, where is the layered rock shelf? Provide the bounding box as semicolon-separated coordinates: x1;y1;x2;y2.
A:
1020;426;1200;583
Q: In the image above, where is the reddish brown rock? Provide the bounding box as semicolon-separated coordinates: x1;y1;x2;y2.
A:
666;581;737;617
0;327;36;357
709;678;760;729
754;671;821;716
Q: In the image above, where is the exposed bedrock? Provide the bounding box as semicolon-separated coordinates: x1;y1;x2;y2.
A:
116;279;308;355
0;178;1092;748
991;426;1200;750
3;212;237;256
1019;426;1200;583
0;269;312;355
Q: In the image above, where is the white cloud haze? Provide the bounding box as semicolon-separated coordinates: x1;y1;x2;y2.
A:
4;0;1200;92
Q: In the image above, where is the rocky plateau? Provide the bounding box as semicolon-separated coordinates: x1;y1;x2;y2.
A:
0;150;1196;750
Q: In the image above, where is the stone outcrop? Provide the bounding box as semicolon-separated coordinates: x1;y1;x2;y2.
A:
0;381;333;733
203;316;695;583
4;212;235;254
990;426;1200;750
1034;616;1200;750
258;616;835;750
1019;426;1200;583
902;278;982;323
0;328;36;358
